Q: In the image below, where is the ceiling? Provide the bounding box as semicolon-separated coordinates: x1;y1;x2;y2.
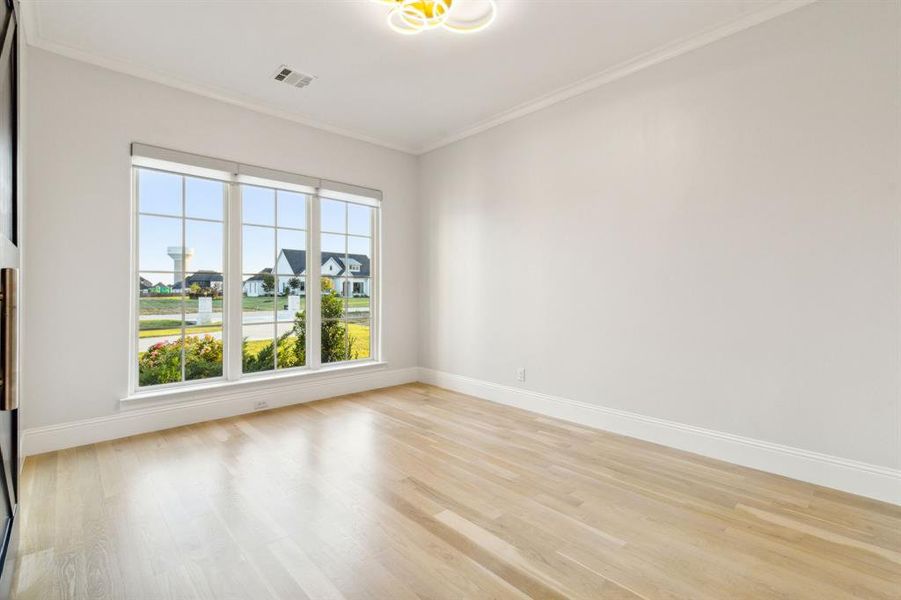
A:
24;0;806;154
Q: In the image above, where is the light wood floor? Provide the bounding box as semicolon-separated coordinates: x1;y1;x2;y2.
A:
11;383;901;599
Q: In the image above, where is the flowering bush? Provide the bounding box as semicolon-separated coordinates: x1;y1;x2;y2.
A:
139;335;223;386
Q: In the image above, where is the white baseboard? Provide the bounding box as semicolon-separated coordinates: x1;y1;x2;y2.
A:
21;365;900;506
418;368;901;506
21;366;419;456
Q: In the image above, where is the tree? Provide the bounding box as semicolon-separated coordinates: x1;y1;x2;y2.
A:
287;277;302;294
188;283;202;298
261;273;275;294
293;277;358;364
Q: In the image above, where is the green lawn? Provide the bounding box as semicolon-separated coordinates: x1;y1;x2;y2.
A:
139;324;221;338
141;295;370;315
348;322;371;359
140;295;281;314
242;322;370;360
140;319;182;329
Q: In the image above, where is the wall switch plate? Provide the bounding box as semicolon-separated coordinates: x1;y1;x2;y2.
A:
253;400;269;411
516;367;526;383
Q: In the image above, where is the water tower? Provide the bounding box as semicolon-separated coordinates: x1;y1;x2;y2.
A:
167;246;194;286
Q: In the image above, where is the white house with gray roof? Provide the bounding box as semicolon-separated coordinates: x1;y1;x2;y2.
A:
243;249;371;297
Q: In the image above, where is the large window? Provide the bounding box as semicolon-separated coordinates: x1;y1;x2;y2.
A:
132;145;380;391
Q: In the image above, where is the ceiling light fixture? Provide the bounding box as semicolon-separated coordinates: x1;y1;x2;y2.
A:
372;0;497;35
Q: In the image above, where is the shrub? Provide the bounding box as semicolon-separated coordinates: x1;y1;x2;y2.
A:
139;341;181;385
242;331;301;372
186;335;223;380
139;334;223;386
293;278;358;364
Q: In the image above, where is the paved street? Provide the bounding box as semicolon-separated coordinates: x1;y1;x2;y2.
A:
138;309;368;351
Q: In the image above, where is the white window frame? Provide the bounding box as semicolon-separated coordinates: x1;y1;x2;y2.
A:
129;144;381;394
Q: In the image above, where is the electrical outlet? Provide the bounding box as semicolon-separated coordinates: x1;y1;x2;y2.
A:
516;367;525;383
253;400;269;411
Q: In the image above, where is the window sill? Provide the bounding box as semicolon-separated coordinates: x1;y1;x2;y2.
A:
121;360;389;409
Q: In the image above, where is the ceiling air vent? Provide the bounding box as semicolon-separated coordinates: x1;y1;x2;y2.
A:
273;65;315;89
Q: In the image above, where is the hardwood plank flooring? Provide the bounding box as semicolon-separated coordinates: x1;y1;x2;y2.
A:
11;383;901;599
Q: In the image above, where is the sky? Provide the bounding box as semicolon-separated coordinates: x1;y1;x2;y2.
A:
137;169;372;282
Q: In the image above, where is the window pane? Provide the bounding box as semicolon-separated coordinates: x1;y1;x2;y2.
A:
320;319;348;365
347;279;371;320
278;276;305;322
184;329;223;382
321;199;346;233
277;191;307;230
347;235;372;276
138;269;184;386
347;319;371;360
138;169;181;216
243;185;275;226
347;203;372;237
243;322;275;373
321;233;346;254
185;219;223;273
184;271;223;330
242;281;275;322
276;322;303;369
321;278;346;321
276;230;306;275
139;334;184;386
185;177;224;220
243;225;275;274
138;272;182;332
321;234;346;282
139;215;182;271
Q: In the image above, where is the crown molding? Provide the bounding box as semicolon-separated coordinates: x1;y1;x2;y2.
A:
415;0;818;154
20;0;817;157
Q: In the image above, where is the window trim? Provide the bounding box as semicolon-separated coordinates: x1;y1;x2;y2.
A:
130;145;381;395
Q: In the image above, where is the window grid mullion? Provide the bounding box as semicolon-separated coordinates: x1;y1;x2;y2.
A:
223;180;232;380
309;193;321;370
180;175;187;383
226;182;242;381
344;201;349;357
273;190;279;371
133;169;141;390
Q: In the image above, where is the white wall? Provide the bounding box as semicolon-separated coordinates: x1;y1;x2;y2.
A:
23;48;419;430
419;0;901;470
